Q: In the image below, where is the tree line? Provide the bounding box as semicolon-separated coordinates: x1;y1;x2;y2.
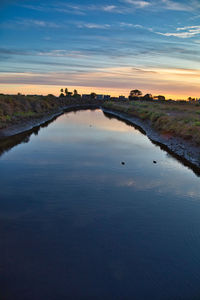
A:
129;90;165;101
60;88;81;98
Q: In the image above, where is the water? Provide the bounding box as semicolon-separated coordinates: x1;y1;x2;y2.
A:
1;108;200;300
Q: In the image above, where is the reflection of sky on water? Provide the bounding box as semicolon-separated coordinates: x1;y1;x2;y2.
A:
2;109;199;198
1;109;200;300
52;109;140;133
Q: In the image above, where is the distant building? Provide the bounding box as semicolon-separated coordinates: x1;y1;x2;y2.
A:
103;95;111;100
82;94;90;100
96;95;104;100
119;96;126;100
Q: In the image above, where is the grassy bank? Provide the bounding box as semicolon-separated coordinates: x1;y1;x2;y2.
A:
103;100;200;145
0;94;99;129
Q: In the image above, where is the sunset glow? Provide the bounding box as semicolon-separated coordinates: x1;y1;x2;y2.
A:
1;0;200;99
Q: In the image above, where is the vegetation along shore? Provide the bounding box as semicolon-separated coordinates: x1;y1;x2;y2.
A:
0;89;101;136
102;92;200;169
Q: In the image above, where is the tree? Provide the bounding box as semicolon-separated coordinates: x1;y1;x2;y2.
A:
129;89;142;100
65;88;68;96
188;97;195;102
157;95;165;101
130;89;142;97
143;93;153;101
73;89;81;99
90;92;97;100
60;88;64;93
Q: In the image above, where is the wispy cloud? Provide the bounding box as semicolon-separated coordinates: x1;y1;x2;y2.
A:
18;19;61;28
22;3;86;15
21;4;45;11
102;5;117;12
1;66;200;98
161;0;192;11
0;48;89;59
0;18;62;29
20;0;199;15
119;22;144;28
37;50;88;58
123;0;151;8
157;25;200;38
77;23;111;29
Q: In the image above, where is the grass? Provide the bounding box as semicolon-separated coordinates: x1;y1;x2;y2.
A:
103;100;200;145
0;94;94;129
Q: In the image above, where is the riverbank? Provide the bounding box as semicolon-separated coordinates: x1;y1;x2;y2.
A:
102;101;200;170
1;95;200;172
0;94;101;137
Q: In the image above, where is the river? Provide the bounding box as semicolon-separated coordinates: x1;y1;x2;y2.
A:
0;108;200;300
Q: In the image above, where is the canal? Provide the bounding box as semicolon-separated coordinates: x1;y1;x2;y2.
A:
0;108;200;300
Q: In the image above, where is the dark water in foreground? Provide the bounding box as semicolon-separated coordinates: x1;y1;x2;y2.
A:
1;109;200;300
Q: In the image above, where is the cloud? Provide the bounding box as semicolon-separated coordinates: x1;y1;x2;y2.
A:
22;3;86;15
123;0;195;12
1;66;200;99
123;0;151;8
21;4;45;11
21;1;152;15
177;25;200;31
80;4;124;14
102;5;117;12
19;0;198;15
77;23;111;29
0;18;62;29
37;50;88;58
157;25;200;38
0;48;90;60
119;22;144;28
20;19;61;28
161;0;191;11
21;3;121;15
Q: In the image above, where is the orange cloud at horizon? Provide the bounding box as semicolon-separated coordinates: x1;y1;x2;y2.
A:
0;83;198;100
1;66;200;100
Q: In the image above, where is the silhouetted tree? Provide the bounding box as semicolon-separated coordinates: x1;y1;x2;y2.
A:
65;88;68;96
157;95;165;101
73;89;81;99
60;88;64;93
129;89;142;100
130;89;142;97
187;97;195;101
90;92;97;100
143;93;153;101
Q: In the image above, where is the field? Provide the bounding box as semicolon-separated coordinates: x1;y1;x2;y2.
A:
103;100;200;145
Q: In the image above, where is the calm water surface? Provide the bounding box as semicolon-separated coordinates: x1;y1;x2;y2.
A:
1;109;200;300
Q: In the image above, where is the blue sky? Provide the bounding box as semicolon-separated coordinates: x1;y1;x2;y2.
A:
1;0;200;98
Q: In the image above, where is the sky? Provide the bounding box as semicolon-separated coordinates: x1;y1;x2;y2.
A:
1;0;200;99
